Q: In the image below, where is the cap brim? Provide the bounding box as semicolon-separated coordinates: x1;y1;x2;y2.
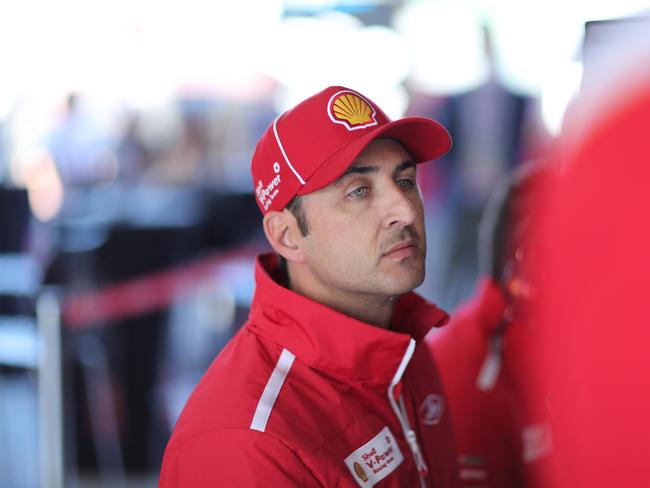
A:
297;117;452;195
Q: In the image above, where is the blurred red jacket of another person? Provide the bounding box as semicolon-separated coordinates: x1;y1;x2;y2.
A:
428;164;553;488
428;278;551;488
532;31;650;487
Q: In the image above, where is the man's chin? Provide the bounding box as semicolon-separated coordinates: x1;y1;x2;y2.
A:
383;269;425;295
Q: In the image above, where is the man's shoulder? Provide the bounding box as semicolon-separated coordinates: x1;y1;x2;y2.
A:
166;321;371;460
160;426;321;488
168;325;280;445
427;298;487;357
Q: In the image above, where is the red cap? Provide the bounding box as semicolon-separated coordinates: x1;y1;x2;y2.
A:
251;86;452;214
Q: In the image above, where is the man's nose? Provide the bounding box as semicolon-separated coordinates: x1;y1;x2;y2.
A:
382;183;417;229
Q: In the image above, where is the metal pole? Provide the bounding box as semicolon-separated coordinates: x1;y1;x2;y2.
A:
37;290;64;488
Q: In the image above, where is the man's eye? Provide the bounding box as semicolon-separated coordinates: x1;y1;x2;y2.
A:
397;178;415;189
348;187;370;198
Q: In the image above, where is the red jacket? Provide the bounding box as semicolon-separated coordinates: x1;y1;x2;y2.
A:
427;279;550;488
160;253;459;487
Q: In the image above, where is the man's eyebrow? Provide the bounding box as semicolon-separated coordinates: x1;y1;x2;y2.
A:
394;161;416;175
332;165;378;186
332;160;416;186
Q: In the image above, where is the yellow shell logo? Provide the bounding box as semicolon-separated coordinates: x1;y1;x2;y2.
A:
328;91;378;131
353;462;369;482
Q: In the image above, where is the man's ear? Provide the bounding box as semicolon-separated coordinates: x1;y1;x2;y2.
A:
263;210;305;263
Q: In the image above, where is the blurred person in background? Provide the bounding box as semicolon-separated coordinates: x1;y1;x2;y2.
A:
531;17;650;488
418;26;550;310
427;162;553;488
161;86;460;487
47;93;117;186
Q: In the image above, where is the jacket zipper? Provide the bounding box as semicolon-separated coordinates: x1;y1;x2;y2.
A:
387;338;429;487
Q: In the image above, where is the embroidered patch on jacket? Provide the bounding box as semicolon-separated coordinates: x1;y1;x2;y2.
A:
419;393;445;425
344;426;404;487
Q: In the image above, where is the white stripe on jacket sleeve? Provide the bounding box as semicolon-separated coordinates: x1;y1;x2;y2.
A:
250;348;296;432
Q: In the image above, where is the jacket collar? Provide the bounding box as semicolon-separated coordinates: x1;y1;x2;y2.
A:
472;278;509;336
247;253;448;387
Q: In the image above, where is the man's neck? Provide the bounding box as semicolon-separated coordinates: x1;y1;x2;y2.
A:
286;267;396;329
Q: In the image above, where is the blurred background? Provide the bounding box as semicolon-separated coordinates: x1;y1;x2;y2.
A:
1;0;649;486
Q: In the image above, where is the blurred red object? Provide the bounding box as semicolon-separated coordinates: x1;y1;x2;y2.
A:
533;74;650;487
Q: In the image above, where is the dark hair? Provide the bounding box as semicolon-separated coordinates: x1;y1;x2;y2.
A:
287;195;309;237
478;175;511;284
278;195;309;282
478;161;548;286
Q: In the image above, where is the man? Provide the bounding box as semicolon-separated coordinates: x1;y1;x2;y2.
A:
160;86;459;487
427;164;552;488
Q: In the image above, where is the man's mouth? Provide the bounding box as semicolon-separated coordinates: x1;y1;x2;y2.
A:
382;239;419;259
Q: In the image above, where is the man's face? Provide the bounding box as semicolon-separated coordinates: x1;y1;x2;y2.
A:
294;138;427;300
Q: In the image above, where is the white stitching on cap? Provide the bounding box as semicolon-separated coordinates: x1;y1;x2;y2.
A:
273;116;306;185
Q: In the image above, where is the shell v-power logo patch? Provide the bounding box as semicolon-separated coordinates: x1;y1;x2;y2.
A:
327;90;378;131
